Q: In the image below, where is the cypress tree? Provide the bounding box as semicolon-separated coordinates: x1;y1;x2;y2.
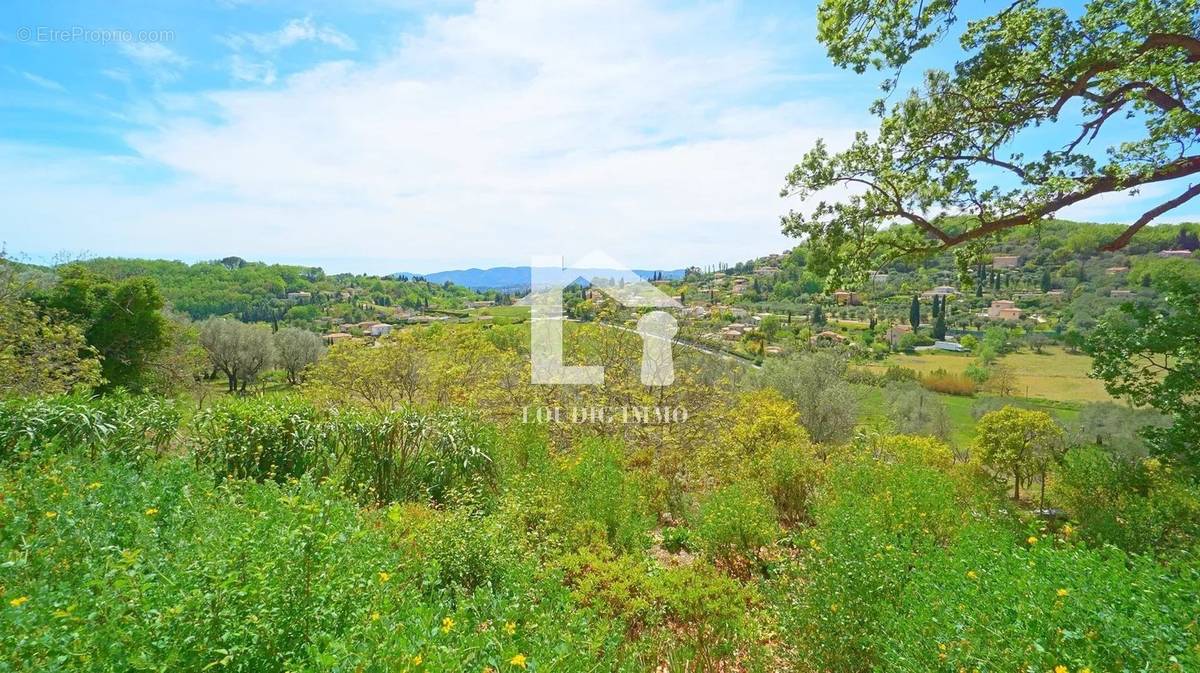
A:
909;295;921;328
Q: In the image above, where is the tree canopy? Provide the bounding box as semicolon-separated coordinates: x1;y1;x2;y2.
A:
785;0;1200;287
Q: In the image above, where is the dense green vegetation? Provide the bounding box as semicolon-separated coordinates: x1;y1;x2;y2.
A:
65;257;490;324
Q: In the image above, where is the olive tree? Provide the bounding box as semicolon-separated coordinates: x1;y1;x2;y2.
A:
760;351;859;447
198;317;276;392
274;327;325;385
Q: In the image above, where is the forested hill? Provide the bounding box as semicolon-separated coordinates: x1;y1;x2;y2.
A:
712;219;1200;302
71;257;487;321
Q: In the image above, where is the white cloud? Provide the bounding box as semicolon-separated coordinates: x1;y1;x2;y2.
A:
229;55;278;85
5;1;863;273
118;42;188;82
21;71;66;92
225;17;357;53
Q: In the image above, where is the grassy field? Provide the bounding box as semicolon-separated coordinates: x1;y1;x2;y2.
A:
865;346;1113;403
857;385;1083;449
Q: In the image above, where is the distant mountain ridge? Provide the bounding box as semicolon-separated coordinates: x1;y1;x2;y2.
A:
391;266;686;289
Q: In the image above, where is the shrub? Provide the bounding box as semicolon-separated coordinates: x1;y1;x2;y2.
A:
920;368;977;396
694;482;778;567
332;406;496;505
766;441;824;525
1054;447;1200;553
661;525;693;553
559;438;652;551
653;563;757;669
0;392;180;465
875;526;1200;672
191;396;334;482
776;461;976;671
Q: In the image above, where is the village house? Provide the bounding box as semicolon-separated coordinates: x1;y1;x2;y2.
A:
992;255;1020;269
323;332;353;344
832;290;861;306
809;330;848;346
369;324;393;337
987;300;1022;320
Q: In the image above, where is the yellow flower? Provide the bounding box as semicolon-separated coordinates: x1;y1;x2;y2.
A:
442;616;455;633
87;482;102;490
509;653;527;669
484;668;495;673
1054;666;1069;673
966;570;978;580
504;621;516;635
829;603;839;613
9;596;29;608
1057;588;1070;597
378;571;391;583
1027;535;1038;545
1062;525;1073;536
370;611;380;621
145;508;159;516
44;511;58;519
412;654;423;666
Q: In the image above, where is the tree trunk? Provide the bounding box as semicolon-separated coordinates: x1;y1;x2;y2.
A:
1013;467;1021;501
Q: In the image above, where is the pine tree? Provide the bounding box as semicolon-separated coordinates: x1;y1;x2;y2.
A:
811;304;826;326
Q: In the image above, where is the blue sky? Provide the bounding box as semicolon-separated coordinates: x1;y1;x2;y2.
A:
1;1;1194;274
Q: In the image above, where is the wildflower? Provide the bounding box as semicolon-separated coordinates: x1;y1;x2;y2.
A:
145;508;159;516
504;621;516;635
510;653;527;669
1062;524;1073;536
829;603;839;613
1054;666;1068;673
966;570;978;580
45;511;57;519
1027;535;1038;545
442;616;455;633
1056;588;1069;597
87;482;102;490
412;654;423;666
9;596;29;608
378;571;391;583
370;611;380;621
